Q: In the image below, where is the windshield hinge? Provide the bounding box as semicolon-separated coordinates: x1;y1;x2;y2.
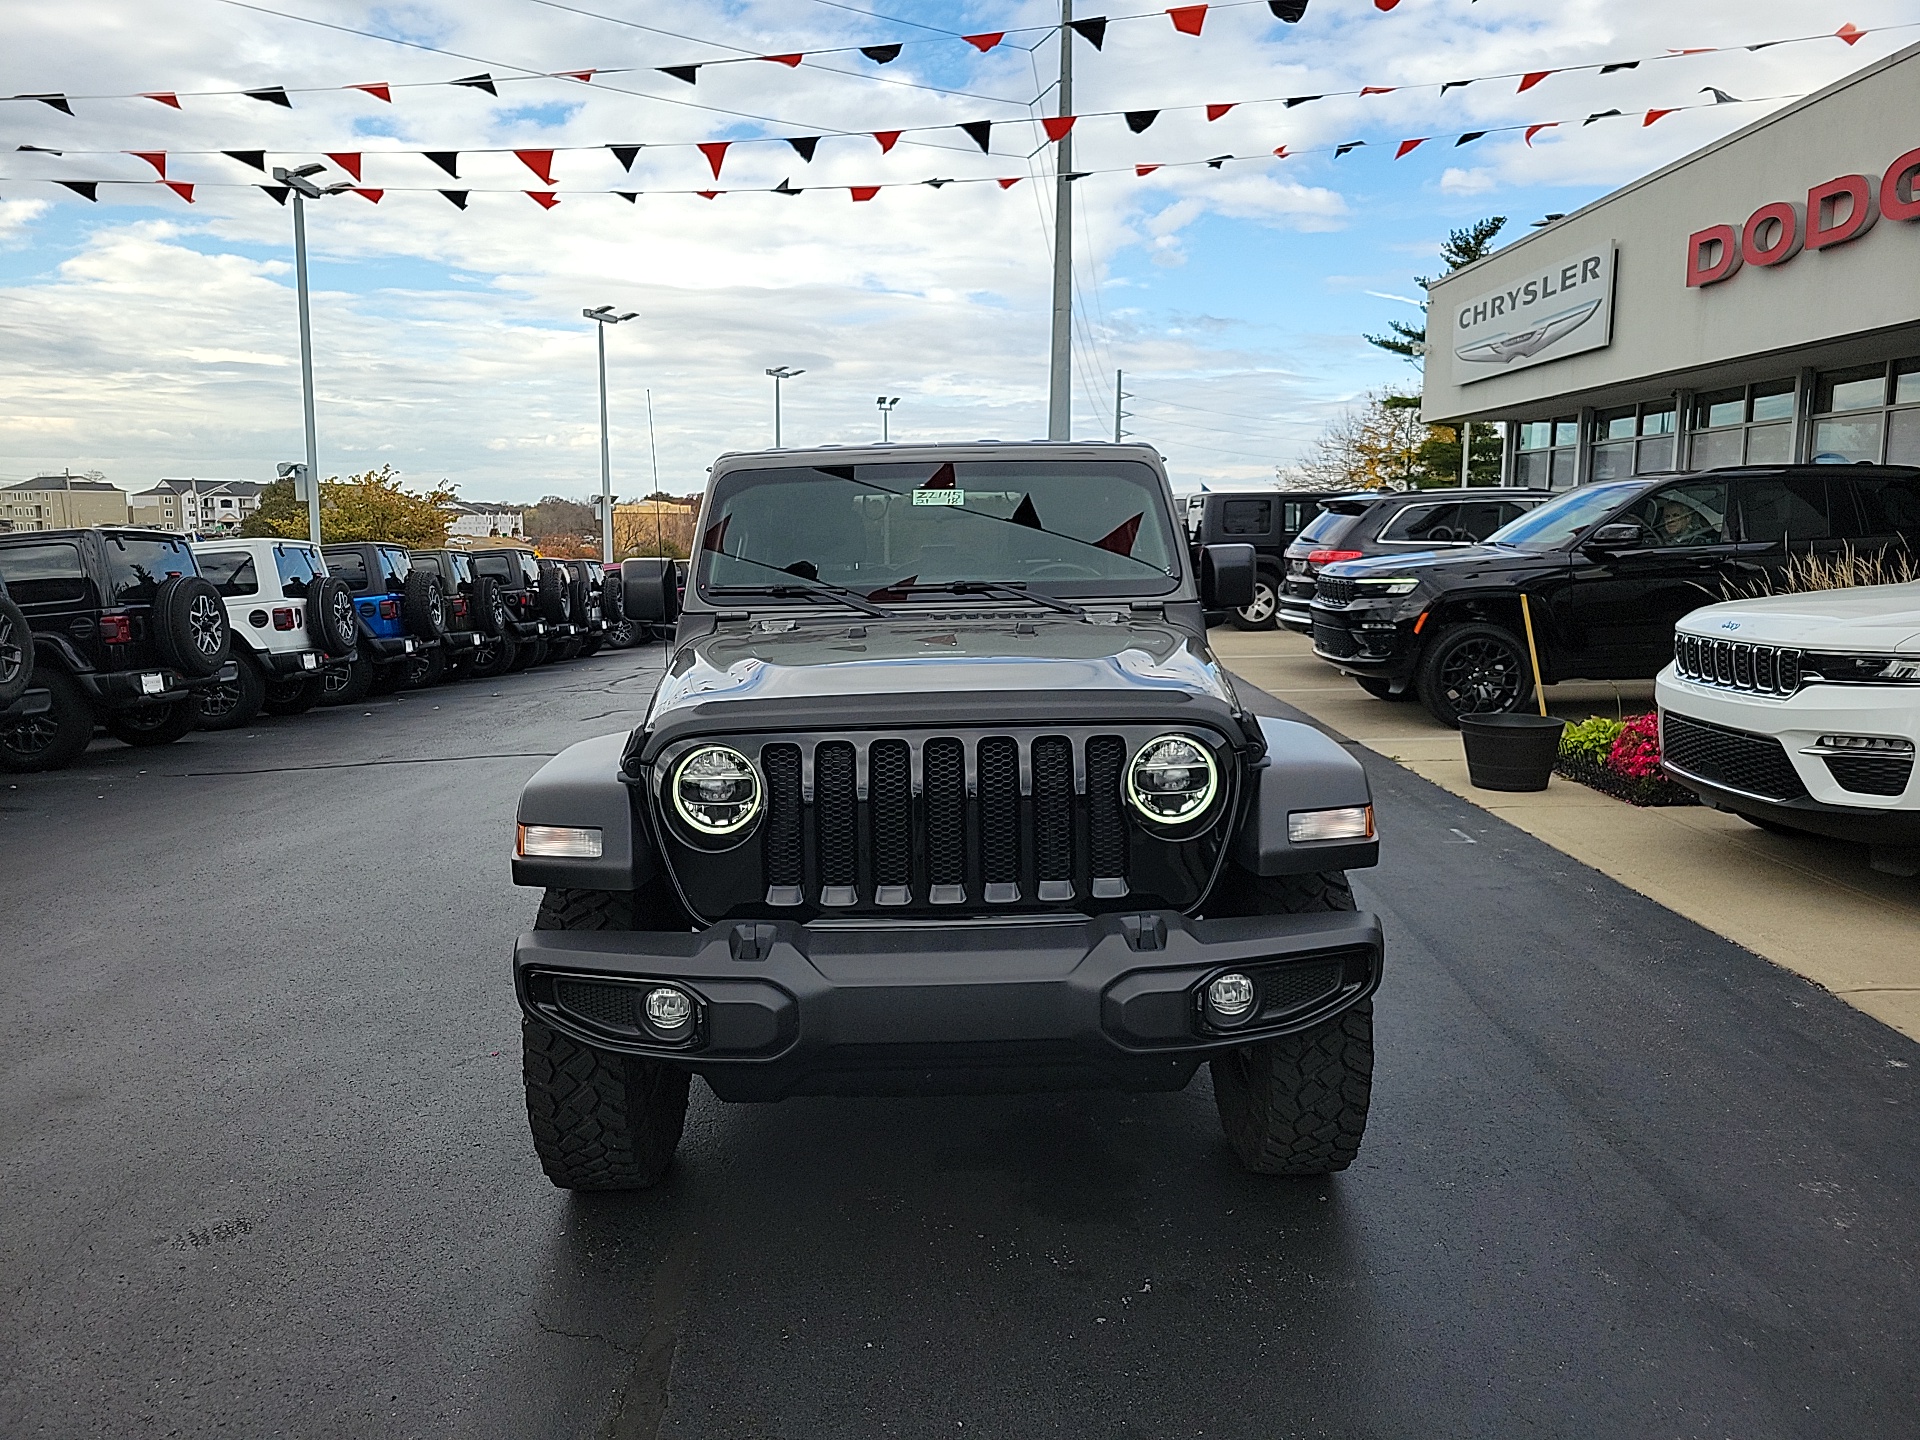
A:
1129;602;1166;616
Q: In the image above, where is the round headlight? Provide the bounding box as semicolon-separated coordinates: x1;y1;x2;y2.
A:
671;744;762;835
1126;734;1218;825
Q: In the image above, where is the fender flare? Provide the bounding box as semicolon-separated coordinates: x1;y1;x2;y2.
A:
512;732;654;890
1230;715;1379;875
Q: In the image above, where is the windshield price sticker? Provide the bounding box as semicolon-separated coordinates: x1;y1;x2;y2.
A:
912;489;965;506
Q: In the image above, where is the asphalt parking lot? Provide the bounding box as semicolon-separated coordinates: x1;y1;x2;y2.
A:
4;642;1918;1439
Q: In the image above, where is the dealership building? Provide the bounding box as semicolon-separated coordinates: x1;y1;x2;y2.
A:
1421;40;1920;489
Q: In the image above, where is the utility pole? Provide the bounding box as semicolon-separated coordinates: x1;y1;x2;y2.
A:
1046;0;1074;441
273;163;349;544
876;395;900;442
1459;420;1471;488
585;305;638;563
766;366;804;447
1113;370;1130;443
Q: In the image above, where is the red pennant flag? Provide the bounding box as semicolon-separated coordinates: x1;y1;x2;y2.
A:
1135;163;1161;176
142;92;181;108
1394;137;1427;158
763;53;804;67
963;32;1005;51
1643;108;1676;126
350;83;392;102
696;190;721;199
1042;116;1076;142
164;181;194;203
1375;0;1401;9
873;131;902;153
1205;103;1234;121
996;177;1021;189
515;149;555;184
1167;5;1207;36
697;141;730;178
1518;71;1553;92
1094;513;1143;556
560;70;595;82
1836;22;1865;45
1360;86;1396;96
850;185;880;202
1271;145;1290;159
130;151;167;178
353;188;383;202
327;152;362;181
925;462;957;488
1524;123;1559;147
527;191;559;209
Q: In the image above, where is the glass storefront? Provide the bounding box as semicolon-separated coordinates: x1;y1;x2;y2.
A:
1811;358;1920;465
1513;417;1579;489
1590;400;1677;480
1686;379;1795;469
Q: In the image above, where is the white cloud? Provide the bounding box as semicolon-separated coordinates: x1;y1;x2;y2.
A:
1439;167;1497;196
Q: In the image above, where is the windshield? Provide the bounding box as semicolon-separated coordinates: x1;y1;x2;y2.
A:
695;460;1181;602
1485;482;1644;550
105;535;195;604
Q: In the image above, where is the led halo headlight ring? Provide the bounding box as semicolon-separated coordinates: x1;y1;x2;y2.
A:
669;743;764;838
1125;733;1220;826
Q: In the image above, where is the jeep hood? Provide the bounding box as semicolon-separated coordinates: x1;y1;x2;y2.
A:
1677;582;1920;651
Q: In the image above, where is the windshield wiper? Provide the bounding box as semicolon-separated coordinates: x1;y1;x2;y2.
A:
877;581;1088;617
709;582;895;618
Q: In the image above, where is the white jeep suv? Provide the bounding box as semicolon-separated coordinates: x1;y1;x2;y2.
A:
1657;582;1920;875
190;538;359;727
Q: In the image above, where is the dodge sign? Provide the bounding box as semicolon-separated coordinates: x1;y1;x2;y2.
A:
1451;242;1616;384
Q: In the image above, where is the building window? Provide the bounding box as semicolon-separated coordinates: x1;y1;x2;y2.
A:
1687;379;1795;469
1810;358;1920;465
1590;400;1678;481
1514;417;1578;489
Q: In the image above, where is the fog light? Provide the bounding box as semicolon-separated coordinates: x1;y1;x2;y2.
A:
1815;734;1914;754
516;823;603;859
1288;805;1375;843
643;986;695;1039
1205;972;1258;1028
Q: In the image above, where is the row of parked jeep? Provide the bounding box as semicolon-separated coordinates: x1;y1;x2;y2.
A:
0;528;656;772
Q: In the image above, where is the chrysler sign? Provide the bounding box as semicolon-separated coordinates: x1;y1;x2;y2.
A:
1451;243;1615;384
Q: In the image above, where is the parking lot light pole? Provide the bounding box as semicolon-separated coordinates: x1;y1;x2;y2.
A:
585;305;639;563
272;163;350;544
876;395;900;442
766;366;804;448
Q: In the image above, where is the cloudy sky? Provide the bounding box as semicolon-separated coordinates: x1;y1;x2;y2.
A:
1;0;1911;503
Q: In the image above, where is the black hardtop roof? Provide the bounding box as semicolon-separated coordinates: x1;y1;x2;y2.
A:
0;524;188;545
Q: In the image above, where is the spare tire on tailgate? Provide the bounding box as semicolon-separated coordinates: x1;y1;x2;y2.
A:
306;575;358;657
153;575;229;677
402;570;448;640
537;565;572;626
471;575;509;636
0;591;32;705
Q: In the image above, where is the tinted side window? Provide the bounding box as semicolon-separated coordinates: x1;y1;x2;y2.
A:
1738;476;1835;544
1220;499;1272;536
378;548;410;592
472;554;512;582
1380;503;1460;543
0;542;88;606
197;551;259;597
1850;477;1920;540
104;535;195;604
1621;480;1731;548
327;551;371;592
273;544;322;598
412;555;443;577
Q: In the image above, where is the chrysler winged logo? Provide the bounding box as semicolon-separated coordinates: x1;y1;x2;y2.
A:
1454;299;1604;366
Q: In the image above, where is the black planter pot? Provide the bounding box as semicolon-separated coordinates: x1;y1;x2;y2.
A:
1459;712;1566;792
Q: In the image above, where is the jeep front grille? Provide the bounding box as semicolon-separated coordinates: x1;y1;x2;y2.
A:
1674;634;1802;696
1315;576;1357;606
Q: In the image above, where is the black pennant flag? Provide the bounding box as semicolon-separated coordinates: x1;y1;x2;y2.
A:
615;191;638;202
1599;62;1640;73
426;151;460;177
860;43;902;63
245;86;292;107
1269;0;1309;20
1011;494;1043;529
787;136;819;162
452;73;497;94
1584;109;1622;125
1702;87;1742;104
224;150;266;171
1455;131;1487;146
659;65;699;85
18;144;64;154
1124;110;1158;133
1440;80;1472;93
22;93;75;114
1205;155;1231;169
1334;141;1365;157
1068;17;1107;48
261;184;290;204
440;190;469;209
1284;94;1321;107
1063;170;1090;181
608;145;641;172
58;180;99;199
773;178;801;196
923;177;952;187
960;121;992;152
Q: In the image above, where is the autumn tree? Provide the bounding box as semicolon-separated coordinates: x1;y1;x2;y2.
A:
1297;391;1434;490
241;465;456;547
524;496;597;547
1364;216;1508;365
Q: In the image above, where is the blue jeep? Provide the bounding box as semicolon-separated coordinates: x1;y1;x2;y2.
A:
318;542;449;703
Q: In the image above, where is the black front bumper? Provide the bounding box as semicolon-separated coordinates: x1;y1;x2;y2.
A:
1308;602;1417;681
1278;572;1316;632
515;908;1383;1101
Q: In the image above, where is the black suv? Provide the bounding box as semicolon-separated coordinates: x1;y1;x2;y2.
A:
565;560;607;657
1309;465;1920;726
0;527;234;771
469;548;550;671
535;558;584;660
320;542;448;701
0;574;52;734
1278;488;1553;634
509;442;1385;1191
407;548;495;683
1185;490;1335;630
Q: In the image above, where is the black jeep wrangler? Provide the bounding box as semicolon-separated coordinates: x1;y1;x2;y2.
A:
0;527;234;771
406;548;493;684
0;573;52;734
469;548;551;672
509;443;1385;1190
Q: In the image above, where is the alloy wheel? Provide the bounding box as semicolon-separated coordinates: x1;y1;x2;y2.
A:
1239;582;1277;625
1439;637;1523;713
3;713;56;759
118;706;175;733
0;614;21;684
189;594;224;658
323;666;350;696
200;677;240;717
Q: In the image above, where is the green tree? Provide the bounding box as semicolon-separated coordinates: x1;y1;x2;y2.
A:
1364;216;1508;364
241;465;456;547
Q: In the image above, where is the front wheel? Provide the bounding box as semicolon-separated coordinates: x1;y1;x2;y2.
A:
1415;622;1532;728
1231;571;1281;630
195;653;266;730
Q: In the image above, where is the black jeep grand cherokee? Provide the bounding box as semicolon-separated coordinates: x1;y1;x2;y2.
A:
509;443;1386;1190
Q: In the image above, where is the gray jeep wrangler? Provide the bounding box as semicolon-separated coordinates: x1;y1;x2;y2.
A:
510;443;1384;1189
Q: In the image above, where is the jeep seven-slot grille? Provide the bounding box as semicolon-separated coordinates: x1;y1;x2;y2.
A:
1674;633;1802;696
1315;576;1358;606
1662;714;1809;801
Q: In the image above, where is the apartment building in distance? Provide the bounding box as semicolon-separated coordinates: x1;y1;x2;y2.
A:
1;475;129;532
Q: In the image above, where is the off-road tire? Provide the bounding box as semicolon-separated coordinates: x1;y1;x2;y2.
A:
402;571;448;642
0;667;92;772
1206;868;1374;1176
537;567;572;626
1231;569;1282;630
566;573;592;628
471;576;509;637
511;636;549;672
605;619;640;649
319;655;374;706
578;635;604;658
1415;621;1532;729
548;636;583;663
523;886;693;1191
152;575;230;678
469;630;518;678
307;576;359;657
195;652;266;730
401;646;447;689
105;700;198;748
0;593;32;705
262;672;325;716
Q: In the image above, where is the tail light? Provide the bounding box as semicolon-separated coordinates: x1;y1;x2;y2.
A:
379;599;400;620
272;608;296;630
1307;549;1364;567
99;613;133;644
452;597;468;619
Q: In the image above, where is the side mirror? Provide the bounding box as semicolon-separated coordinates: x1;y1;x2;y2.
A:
621;558;681;624
1587;521;1651;551
1201;543;1257;610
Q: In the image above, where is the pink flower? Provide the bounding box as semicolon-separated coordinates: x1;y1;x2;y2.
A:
1607;713;1664;780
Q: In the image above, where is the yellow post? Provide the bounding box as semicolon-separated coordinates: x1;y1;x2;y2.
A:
1518;593;1548;717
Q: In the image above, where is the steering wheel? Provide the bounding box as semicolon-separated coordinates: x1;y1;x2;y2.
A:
1424;525;1459;542
1027;562;1103;579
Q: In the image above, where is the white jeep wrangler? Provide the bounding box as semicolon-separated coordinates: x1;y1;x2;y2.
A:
190;538;360;727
